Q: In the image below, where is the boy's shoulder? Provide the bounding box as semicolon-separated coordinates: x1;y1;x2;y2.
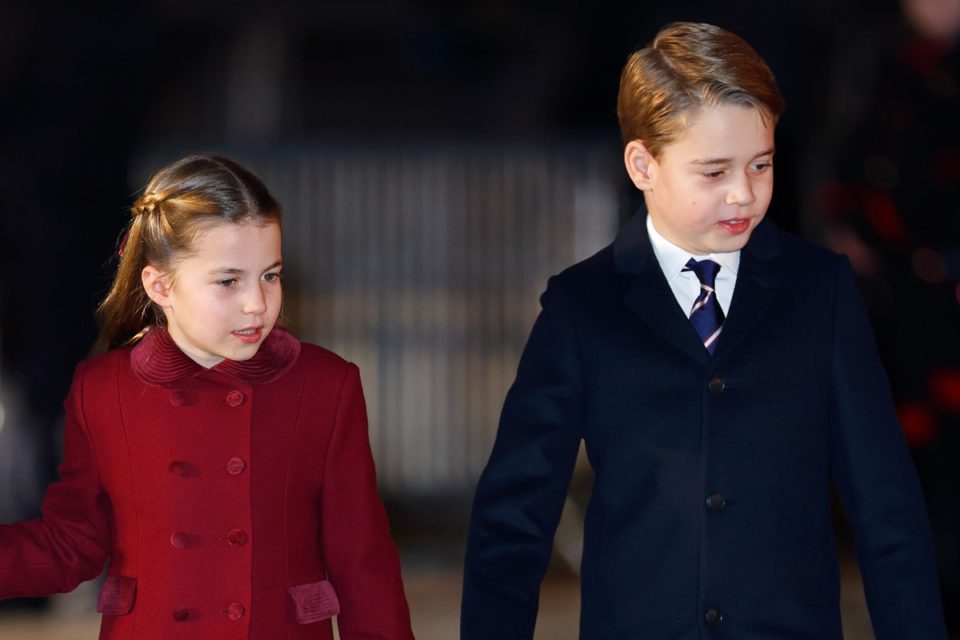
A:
553;217;845;291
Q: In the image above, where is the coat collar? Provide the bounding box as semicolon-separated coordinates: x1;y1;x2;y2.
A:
130;326;301;387
613;212;782;362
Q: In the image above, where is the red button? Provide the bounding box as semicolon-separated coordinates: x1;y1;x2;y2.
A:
172;608;189;622
225;390;245;407
226;602;245;620
169;461;190;477
227;529;248;546
226;457;246;475
170;532;189;549
170;390;187;406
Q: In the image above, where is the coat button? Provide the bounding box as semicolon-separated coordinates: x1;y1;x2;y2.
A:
170;532;189;549
708;376;725;394
170;390;187;406
227;529;248;546
704;608;723;625
706;493;726;511
169;460;191;477
172;608;190;622
226;457;246;475
226;602;245;620
225;390;245;407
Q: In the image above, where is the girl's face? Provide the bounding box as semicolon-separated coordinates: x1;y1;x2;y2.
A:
143;221;283;368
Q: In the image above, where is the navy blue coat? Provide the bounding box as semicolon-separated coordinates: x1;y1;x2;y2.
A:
461;214;945;639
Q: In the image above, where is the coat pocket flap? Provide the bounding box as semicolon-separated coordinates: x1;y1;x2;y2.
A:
96;575;137;616
288;579;340;624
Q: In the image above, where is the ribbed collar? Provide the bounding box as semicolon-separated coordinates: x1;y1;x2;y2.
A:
130;326;301;387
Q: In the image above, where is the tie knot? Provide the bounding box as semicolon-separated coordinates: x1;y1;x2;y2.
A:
684;258;721;287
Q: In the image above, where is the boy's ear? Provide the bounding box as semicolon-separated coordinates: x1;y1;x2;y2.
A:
141;265;172;307
624;140;657;191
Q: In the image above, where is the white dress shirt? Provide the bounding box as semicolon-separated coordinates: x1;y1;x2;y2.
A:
646;215;740;318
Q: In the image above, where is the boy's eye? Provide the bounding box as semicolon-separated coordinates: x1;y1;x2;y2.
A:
217;278;238;287
263;272;282;283
702;170;725;179
751;161;772;172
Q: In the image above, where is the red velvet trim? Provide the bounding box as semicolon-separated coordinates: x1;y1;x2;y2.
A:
130;326;300;386
288;579;340;624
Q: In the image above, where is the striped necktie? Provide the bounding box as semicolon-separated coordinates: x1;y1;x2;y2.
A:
683;258;724;353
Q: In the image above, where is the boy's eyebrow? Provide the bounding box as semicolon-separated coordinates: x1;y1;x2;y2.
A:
689;148;776;166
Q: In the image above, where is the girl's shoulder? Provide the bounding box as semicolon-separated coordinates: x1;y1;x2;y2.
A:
292;341;358;383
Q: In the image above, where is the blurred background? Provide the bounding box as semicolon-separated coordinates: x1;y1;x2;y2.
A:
1;0;958;637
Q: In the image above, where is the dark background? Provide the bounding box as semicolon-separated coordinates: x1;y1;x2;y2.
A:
1;0;957;634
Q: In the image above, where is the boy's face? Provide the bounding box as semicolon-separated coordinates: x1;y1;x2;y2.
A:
625;104;775;255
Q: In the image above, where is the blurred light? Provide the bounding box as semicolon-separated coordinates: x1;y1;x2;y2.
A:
897;401;938;447
929;369;960;414
912;247;946;283
0;402;5;434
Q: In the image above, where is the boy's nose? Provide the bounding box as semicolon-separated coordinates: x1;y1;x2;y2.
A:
725;178;756;206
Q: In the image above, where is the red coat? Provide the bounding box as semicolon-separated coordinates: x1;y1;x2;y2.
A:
0;328;414;639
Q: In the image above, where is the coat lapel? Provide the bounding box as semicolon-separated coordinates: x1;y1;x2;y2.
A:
615;214;712;364
614;213;782;363
713;221;781;359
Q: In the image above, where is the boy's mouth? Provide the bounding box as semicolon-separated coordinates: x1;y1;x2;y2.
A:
718;218;750;234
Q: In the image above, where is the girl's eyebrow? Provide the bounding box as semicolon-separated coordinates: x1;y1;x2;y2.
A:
262;260;283;273
208;261;282;276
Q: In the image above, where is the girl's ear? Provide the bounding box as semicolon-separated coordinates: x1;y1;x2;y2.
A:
624;140;658;191
141;265;172;307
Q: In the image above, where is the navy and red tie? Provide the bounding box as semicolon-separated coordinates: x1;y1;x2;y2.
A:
683;258;724;353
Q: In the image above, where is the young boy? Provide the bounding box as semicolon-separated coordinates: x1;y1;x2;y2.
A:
461;22;946;639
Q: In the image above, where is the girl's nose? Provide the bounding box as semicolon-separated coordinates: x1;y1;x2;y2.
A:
244;284;267;315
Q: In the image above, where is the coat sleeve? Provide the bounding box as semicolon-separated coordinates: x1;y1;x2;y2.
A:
461;276;584;640
320;362;414;640
0;361;111;599
828;256;947;638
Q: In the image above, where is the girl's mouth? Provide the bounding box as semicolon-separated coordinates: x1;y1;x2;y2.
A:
232;327;263;343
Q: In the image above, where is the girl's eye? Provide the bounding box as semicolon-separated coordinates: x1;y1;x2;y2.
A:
702;170;725;179
217;278;238;287
263;272;282;283
751;161;772;172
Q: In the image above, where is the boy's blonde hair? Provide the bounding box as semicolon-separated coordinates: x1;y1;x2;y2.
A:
617;22;785;157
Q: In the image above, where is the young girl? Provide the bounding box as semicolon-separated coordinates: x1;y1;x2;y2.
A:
0;154;415;639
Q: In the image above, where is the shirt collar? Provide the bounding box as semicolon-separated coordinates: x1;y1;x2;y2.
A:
130;326;301;387
646;215;741;282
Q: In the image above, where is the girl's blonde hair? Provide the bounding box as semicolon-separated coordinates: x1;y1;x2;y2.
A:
617;22;785;158
92;154;281;355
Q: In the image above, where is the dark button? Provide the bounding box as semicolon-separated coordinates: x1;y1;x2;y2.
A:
226;602;245;621
170;390;187;406
704;608;723;625
227;529;248;546
172;608;190;622
225;390;245;407
706;493;726;511
170;532;189;549
226;457;246;475
708;376;725;394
